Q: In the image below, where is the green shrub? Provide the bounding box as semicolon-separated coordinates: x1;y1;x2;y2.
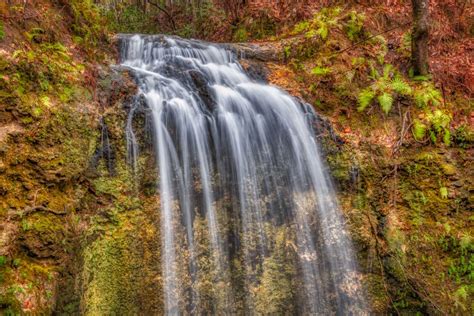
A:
11;42;83;94
233;27;249;42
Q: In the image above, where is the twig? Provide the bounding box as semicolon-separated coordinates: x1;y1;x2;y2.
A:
10;205;66;220
392;108;412;156
147;0;177;31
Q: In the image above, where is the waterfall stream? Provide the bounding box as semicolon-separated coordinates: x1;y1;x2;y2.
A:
120;34;367;315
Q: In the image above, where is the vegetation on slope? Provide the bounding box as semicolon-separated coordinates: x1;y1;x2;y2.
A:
260;4;473;314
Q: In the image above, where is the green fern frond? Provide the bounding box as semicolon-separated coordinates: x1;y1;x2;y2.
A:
305;29;317;38
412;120;427;140
318;24;329;40
311;66;331;76
414;84;442;107
383;64;394;79
429;130;437;143
368;63;379;80
357;88;375;111
378;92;393;114
292;21;310;35
443;129;451;146
427;110;451;131
391;76;412;95
425;86;442;106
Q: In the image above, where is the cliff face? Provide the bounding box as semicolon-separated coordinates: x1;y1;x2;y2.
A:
0;2;163;314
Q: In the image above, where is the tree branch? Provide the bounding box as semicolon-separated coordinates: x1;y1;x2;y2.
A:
147;0;176;31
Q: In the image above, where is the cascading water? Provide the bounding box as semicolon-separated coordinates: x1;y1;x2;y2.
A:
120;34;367;315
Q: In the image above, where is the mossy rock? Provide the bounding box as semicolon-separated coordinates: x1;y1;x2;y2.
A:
19;212;67;259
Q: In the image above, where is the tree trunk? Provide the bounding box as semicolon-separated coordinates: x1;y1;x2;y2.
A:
411;0;430;76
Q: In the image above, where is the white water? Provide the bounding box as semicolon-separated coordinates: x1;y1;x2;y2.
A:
120;34;367;315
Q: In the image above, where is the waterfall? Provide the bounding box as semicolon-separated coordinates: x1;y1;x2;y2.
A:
120;34;367;315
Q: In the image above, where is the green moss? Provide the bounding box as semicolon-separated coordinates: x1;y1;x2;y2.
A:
81;204;162;315
326;148;352;183
365;274;390;313
254;228;296;314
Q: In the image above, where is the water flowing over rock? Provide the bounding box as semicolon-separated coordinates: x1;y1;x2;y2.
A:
119;34;368;315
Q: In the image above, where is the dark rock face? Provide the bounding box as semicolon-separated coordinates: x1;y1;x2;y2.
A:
89;117;116;176
240;59;269;82
188;69;216;111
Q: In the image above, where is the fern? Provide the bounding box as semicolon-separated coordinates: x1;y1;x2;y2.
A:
391;76;412;95
382;64;393;79
443;130;451;146
413;120;427;140
378;92;393;114
414;84;442;107
345;11;365;41
292;21;310;34
317;23;329;40
428;110;451;132
311;66;331;76
422;109;452;145
357;88;375;111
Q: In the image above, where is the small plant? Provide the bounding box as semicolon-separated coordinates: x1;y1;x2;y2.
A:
412;110;452;145
357;64;412;114
413;120;427;140
427;110;451;144
233;27;248;42
453;124;474;148
12;258;21;268
440;187;448;199
311;66;331;76
21;219;30;231
344;10;365;41
453;285;469;311
283;45;291;59
413;82;443;108
291;7;342;41
25;27;46;43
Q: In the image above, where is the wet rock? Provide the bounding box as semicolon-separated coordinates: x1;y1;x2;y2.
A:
453;180;464;187
224;42;284;62
240;59;269;82
188;69;216;111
